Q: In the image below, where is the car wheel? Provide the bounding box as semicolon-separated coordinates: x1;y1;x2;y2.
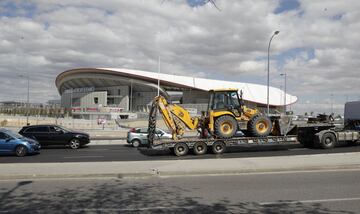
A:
69;138;81;149
15;145;27;157
131;139;141;148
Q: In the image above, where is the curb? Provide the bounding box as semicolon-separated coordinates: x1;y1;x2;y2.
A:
89;139;127;145
1;164;360;180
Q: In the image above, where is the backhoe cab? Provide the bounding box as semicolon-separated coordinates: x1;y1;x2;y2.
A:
206;89;272;138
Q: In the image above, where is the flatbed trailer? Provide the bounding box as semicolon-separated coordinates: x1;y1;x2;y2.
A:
149;135;298;156
148;122;359;156
146;101;360;156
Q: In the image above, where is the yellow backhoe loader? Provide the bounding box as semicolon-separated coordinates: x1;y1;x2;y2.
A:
148;89;274;144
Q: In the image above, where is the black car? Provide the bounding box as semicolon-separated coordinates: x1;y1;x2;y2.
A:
19;125;90;149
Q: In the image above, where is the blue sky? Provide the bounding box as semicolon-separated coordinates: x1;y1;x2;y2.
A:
274;0;300;14
0;1;36;18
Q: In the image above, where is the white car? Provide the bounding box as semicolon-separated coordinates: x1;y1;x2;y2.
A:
126;127;172;147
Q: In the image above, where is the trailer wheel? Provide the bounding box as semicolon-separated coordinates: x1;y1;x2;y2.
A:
174;143;189;156
193;142;207;155
319;132;336;149
212;141;226;154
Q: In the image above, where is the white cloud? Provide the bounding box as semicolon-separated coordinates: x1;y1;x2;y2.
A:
238;60;265;73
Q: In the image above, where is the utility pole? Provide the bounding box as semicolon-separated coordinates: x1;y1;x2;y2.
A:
330;93;334;115
130;79;133;112
280;72;287;114
26;70;30;125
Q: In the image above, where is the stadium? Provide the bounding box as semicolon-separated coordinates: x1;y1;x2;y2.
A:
55;68;297;120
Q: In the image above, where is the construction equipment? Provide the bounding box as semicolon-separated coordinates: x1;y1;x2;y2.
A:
148;89;273;144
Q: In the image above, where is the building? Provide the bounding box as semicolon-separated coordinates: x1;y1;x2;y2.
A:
55;68;297;119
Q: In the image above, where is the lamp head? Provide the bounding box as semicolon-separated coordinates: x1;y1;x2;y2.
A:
274;31;280;35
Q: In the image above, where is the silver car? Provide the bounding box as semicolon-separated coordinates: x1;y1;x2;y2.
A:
126;127;172;147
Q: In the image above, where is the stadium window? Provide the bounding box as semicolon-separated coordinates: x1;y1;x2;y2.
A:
94;97;99;104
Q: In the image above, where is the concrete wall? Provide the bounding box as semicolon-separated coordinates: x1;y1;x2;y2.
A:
80;91;107;108
182;90;209;104
61;86;130;110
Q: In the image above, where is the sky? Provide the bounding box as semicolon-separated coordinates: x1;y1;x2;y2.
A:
0;0;359;115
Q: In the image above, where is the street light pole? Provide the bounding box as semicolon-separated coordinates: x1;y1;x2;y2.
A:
330;93;334;115
26;71;30;125
18;73;30;125
19;36;30;125
267;31;280;116
280;72;287;114
157;56;161;96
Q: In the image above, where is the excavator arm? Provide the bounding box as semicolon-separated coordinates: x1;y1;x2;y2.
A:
148;96;199;143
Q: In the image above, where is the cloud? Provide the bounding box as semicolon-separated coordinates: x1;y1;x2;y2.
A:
238;60;265;73
0;0;358;115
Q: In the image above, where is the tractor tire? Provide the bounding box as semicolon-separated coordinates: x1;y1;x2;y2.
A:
214;115;237;138
247;115;272;137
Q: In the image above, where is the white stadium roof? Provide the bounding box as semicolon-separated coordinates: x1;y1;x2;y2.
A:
56;68;297;106
100;68;297;106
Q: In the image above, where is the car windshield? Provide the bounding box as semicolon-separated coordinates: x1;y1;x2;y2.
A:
5;130;24;139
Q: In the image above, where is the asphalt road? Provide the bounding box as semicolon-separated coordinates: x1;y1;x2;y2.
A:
0;170;359;213
1;142;360;163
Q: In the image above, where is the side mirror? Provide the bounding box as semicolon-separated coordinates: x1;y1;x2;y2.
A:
5;138;12;142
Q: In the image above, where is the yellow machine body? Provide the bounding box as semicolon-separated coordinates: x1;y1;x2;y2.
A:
150;89;272;140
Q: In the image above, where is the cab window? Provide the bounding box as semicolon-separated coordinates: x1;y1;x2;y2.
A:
211;91;240;110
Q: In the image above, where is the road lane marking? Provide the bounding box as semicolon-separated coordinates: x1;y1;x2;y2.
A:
68;198;360;212
260;197;360;205
289;148;308;151
63;156;104;159
71;206;196;212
